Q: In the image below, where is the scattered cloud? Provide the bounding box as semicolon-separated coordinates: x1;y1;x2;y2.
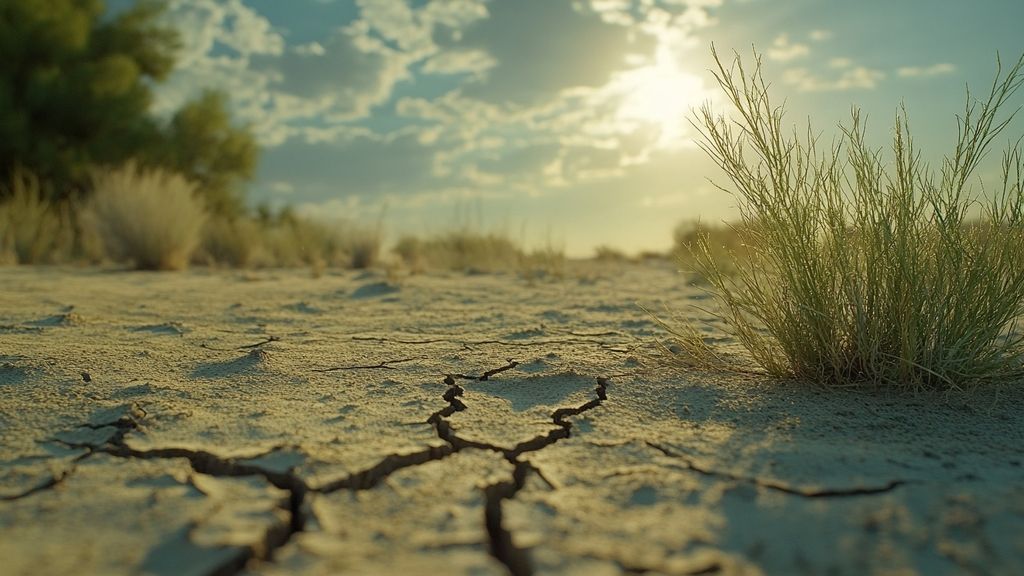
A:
809;29;833;42
157;0;490;147
783;65;885;92
420;49;496;77
767;33;809;61
897;63;956;78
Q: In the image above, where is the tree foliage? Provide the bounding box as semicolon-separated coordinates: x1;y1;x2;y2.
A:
0;0;258;214
162;91;259;215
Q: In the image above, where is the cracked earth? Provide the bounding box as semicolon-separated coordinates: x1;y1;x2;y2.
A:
2;263;1023;575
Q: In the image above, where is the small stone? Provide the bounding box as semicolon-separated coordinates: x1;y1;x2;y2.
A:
81;371;91;383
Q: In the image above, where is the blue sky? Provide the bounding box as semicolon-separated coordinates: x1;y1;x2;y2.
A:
142;0;1024;255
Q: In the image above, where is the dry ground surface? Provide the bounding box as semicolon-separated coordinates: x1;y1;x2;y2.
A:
1;262;1022;575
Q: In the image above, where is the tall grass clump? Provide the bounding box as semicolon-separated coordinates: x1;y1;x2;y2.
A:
666;48;1024;392
0;169;72;264
88;162;206;270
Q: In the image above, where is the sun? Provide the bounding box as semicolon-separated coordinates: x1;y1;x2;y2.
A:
615;47;708;148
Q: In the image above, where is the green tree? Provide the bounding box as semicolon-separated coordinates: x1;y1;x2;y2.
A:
161;91;259;216
0;0;176;197
0;0;259;215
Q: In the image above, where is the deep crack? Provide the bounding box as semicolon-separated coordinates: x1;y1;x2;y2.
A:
424;363;611;576
485;462;535;576
646;441;910;498
53;414;308;573
40;363;610;576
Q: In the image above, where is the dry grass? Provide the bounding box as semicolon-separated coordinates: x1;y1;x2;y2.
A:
394;230;523;273
662;48;1024;393
672;220;754;282
0;169;72;264
394;228;564;277
196;211;381;270
87;162;206;270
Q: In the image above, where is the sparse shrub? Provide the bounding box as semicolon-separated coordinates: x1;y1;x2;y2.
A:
239;210;380;270
394;228;565;277
593;245;628;261
394;230;523;273
87;162;206;270
521;242;566;280
637;250;669;262
196;215;260;267
673;220;757;283
664;48;1024;392
0;169;68;264
342;226;381;269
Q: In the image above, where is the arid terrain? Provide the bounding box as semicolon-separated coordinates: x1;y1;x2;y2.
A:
1;263;1022;575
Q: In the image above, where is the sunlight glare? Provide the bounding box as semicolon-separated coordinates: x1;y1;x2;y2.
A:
615;46;707;149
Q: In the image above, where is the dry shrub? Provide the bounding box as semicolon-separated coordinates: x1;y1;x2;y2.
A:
593;245;628;262
673;220;757;282
196;215;260;267
394;228;565;278
88;162;206;270
0;169;70;264
664;48;1024;392
394;230;524;273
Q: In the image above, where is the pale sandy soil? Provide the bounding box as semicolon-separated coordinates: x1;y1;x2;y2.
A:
1;262;1022;576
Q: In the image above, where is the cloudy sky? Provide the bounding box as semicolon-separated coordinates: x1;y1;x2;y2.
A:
125;0;1024;255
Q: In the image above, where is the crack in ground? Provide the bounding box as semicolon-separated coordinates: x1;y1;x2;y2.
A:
645;441;910;498
52;416;308;575
1;456;87;501
200;335;280;352
312;356;425;373
425;364;610;576
41;360;608;576
350;334;630;351
449;359;521;382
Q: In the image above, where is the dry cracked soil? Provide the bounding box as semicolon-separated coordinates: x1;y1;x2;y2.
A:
1;262;1023;575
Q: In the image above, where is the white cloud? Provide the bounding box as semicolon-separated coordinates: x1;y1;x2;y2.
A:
767;33;809;61
293;42;326;56
158;0;724;209
809;29;833;42
783;65;885;92
421;49;496;76
156;0;492;148
897;63;956;78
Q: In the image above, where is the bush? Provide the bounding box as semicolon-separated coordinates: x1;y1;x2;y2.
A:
664;48;1024;392
394;230;524;273
0;169;71;264
251;212;380;270
393;227;565;276
593;245;628;261
672;220;753;280
88;163;207;270
196;215;261;267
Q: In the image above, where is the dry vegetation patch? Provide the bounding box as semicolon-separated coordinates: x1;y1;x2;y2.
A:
661;48;1024;393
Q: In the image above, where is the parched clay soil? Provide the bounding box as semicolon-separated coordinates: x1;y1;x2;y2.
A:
1;262;1022;575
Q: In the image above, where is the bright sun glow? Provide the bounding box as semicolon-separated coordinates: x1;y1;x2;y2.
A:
615;46;708;149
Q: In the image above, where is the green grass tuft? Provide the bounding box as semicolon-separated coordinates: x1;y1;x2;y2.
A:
664;47;1024;393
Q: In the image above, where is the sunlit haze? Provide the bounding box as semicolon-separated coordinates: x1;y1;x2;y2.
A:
113;0;1024;256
